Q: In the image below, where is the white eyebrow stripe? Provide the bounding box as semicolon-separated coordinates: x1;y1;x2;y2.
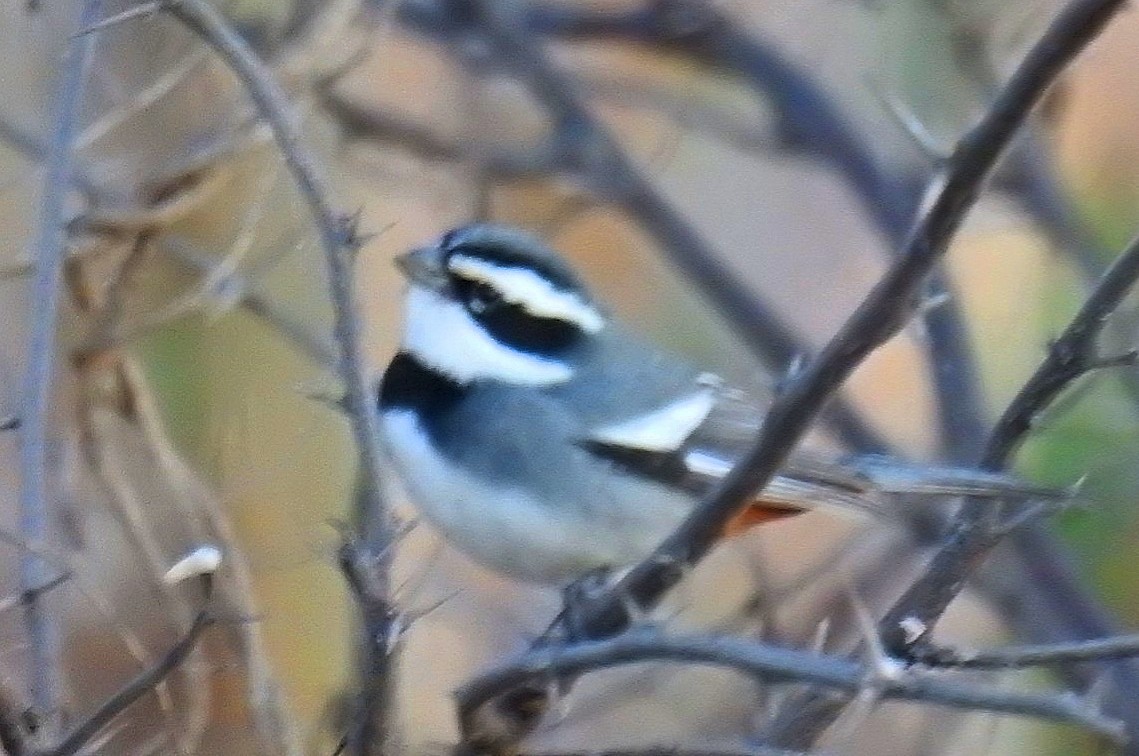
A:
589;389;716;452
448;254;605;333
403;286;573;385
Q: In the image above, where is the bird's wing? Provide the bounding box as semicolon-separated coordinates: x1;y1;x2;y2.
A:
579;384;887;516
582;383;1069;520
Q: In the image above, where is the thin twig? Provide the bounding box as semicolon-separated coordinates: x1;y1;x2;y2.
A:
163;1;399;753
46;570;216;756
916;634;1139;670
73;1;161;37
455;632;1124;746
19;0;104;741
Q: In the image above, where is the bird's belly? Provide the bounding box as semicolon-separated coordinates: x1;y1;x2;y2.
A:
380;410;678;583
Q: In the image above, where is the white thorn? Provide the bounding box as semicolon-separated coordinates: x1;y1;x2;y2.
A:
163;545;222;585
919;290;951;315
877;89;951;160
899;616;927;646
543;675;569;726
811;618;832;654
847;581;905;683
384;613;405;655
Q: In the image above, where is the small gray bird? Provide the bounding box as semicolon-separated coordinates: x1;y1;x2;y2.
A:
379;224;1058;584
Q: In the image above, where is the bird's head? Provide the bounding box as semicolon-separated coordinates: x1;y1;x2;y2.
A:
396;224;607;385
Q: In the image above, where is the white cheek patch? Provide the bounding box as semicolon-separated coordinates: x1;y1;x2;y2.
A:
589;389;716;452
403;286;573;385
448;254;605;333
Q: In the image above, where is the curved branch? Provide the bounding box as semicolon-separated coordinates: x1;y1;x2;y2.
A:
19;0;105;740
161;2;399;753
513;0;987;461
456;632;1124;744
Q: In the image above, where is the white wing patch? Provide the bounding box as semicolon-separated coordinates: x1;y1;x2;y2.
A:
684;449;733;478
590;389;716;452
403;285;573;385
448;254;605;333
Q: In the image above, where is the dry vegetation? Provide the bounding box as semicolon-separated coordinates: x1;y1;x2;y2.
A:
0;1;1137;754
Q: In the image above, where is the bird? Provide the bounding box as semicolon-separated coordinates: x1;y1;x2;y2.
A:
378;223;1061;584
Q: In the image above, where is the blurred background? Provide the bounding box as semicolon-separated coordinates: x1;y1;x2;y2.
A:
0;0;1137;753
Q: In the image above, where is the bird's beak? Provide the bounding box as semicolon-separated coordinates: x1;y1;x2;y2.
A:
395;245;449;292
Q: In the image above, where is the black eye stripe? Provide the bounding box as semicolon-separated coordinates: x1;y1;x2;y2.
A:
471;301;581;356
451;276;501;309
445;268;582;354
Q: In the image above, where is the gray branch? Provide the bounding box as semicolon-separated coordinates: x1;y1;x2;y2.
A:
456;631;1124;747
19;0;104;742
162;1;400;753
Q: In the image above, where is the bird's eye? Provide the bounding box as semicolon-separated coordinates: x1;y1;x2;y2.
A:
460;280;502;314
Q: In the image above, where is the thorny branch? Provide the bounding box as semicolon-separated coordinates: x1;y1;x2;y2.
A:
876;230;1139;652
8;2;1139;751
382;1;1139;751
161;1;401;753
455;631;1126;749
338;0;1139;750
770;10;1139;749
915;633;1139;670
377;4;1139;695
19;0;104;742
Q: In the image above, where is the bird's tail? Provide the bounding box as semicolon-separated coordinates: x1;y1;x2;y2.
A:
707;453;1072;537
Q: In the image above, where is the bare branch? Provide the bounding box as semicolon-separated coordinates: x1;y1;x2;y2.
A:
19;0;104;741
916;634;1139;670
878;229;1139;654
161;1;400;752
455;632;1125;748
337;532;403;756
986;254;1139;466
764;4;1139;743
